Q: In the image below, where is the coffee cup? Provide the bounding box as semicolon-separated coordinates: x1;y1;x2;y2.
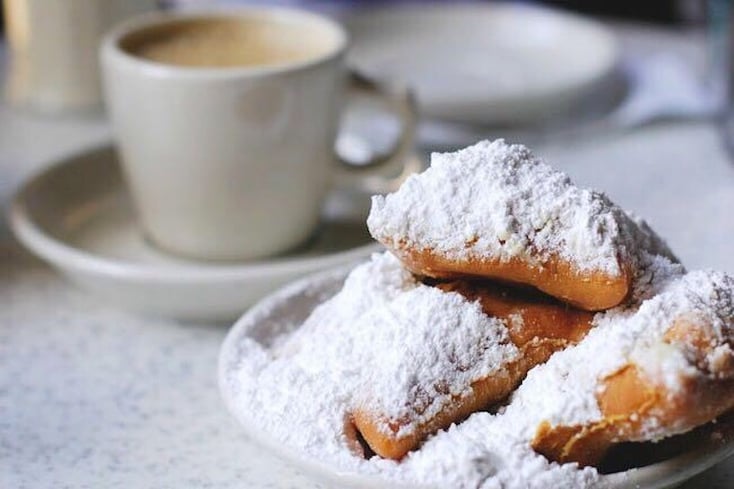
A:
100;8;415;261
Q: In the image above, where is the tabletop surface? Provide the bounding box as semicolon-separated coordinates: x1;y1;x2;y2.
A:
2;20;734;489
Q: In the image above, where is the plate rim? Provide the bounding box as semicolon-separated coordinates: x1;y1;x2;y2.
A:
8;143;382;284
219;266;734;489
344;2;621;124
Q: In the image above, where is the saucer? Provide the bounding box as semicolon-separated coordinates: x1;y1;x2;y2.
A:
220;267;734;489
9;145;381;321
344;2;619;126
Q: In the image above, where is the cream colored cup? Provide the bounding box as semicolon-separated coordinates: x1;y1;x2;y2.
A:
101;8;414;261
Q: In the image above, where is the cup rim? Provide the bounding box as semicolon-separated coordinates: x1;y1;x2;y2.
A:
101;6;349;78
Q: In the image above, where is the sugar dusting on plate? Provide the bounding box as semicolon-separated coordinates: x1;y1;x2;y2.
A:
224;249;734;488
222;140;734;488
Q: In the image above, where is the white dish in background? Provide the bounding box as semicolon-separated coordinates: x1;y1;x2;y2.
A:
9;145;381;321
220;267;734;489
344;3;620;126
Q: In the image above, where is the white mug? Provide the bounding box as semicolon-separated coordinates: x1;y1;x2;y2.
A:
100;8;415;261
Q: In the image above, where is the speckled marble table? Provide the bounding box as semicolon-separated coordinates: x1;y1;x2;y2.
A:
2;22;734;489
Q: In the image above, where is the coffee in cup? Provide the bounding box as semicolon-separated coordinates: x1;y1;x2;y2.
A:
121;16;336;68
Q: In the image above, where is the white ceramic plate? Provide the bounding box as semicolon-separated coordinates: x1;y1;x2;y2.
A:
344;3;619;126
9;145;381;321
220;267;734;489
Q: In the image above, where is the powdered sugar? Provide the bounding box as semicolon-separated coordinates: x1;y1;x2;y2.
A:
225;253;602;487
277;253;520;438
505;263;734;442
368;140;649;275
223;252;734;488
222;139;733;488
401;412;601;489
355;288;517;437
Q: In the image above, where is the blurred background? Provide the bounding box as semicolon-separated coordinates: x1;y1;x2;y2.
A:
0;0;730;247
0;0;711;28
1;0;724;149
1;0;730;217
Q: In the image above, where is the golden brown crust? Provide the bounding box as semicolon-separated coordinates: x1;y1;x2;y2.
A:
350;281;595;460
385;241;632;312
531;318;734;467
352;367;521;460
438;281;593;346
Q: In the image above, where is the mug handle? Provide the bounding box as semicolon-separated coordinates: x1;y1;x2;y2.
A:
334;70;421;195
